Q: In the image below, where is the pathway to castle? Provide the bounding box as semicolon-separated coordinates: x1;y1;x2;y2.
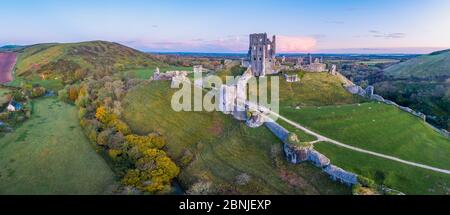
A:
246;101;450;175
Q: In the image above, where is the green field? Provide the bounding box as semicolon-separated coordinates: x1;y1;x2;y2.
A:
278;102;450;194
243;71;361;107
121;81;350;194
315;142;450;194
280;103;450;169
0;97;116;194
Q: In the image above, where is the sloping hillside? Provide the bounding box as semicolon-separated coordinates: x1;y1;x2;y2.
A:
375;49;450;131
121;81;350;195
13;41;168;85
384;49;450;78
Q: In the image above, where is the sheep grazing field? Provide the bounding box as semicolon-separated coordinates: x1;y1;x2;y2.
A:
0;98;116;194
0;52;16;83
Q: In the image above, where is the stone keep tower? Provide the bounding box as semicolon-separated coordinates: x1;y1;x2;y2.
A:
248;33;276;77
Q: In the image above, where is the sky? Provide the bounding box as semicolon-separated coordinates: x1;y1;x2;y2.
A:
1;0;450;54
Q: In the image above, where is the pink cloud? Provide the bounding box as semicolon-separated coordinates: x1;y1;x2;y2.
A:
123;35;317;53
125;36;248;52
277;35;317;53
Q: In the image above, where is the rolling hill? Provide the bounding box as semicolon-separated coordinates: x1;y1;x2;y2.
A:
121;81;350;194
375;49;450;131
384;49;450;79
1;40;448;194
8;41;169;89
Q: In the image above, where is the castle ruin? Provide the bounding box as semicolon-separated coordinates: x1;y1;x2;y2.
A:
248;33;276;77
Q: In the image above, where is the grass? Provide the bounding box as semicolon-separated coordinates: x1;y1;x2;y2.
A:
280;102;450;170
244;71;361;108
0;87;12;106
0;97;116;194
12;41;169;88
278;72;362;107
385;50;450;78
315;142;450;194
121;81;350;194
277;120;317;142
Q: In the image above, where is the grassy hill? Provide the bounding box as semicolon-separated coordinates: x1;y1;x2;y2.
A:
375;49;450;131
384;49;450;78
315;142;450;194
0;98;116;194
217;67;362;107
278;71;362;107
8;41;169;90
121;81;350;194
281;103;450;194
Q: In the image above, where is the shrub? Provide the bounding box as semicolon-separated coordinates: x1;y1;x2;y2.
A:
58;88;69;102
113;119;131;135
187;180;213;195
78;107;87;119
95;106;116;125
179;149;194;167
31;87;46;98
68;86;79;102
11;90;26;102
358;176;377;188
125;134;166;151
97;129;113;146
108;149;123;160
108;131;125;150
122;149;179;194
286;132;300;145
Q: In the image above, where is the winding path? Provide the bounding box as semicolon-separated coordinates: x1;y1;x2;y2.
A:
247;101;450;175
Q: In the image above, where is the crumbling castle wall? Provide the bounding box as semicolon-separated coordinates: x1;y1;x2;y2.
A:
248;33;276;77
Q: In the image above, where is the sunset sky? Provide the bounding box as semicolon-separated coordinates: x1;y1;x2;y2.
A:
1;0;450;53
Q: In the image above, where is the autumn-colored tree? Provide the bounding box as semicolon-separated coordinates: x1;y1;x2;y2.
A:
68;86;79;102
114;119;131;135
95;106;116;125
125;134;166;151
97;129;113;146
108;149;123;160
122;148;180;194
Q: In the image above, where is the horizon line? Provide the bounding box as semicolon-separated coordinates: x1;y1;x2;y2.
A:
1;41;447;55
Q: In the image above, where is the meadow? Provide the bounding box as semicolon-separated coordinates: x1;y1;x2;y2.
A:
280;103;450;169
0;97;116;194
315;142;450;194
121;81;350;194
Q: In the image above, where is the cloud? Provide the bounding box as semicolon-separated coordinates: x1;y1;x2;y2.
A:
324;20;345;25
124;35;317;53
276;36;317;53
125;35;248;52
369;31;406;39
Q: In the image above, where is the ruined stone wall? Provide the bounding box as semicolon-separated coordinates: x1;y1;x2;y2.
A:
249;33;276;76
264;120;290;144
